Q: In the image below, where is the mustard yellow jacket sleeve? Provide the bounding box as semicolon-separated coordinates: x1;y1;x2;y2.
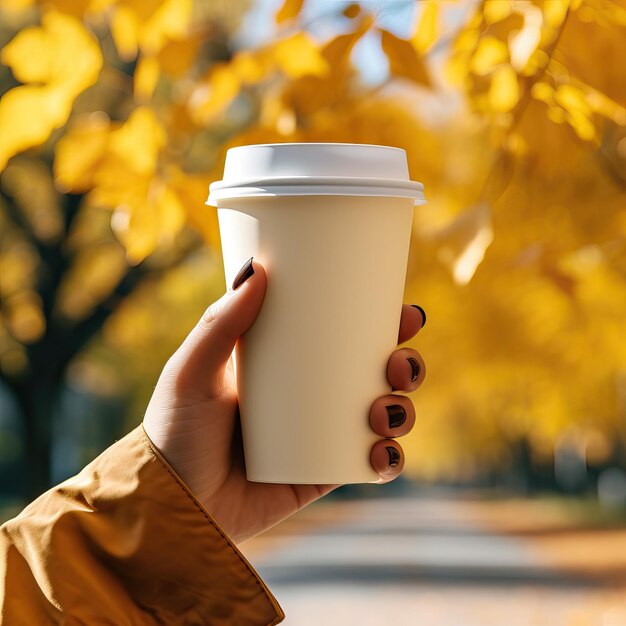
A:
0;425;285;625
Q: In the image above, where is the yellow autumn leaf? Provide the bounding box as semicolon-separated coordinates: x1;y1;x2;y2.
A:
86;108;165;212
111;179;186;264
2;10;102;91
108;106;166;176
470;37;508;76
0;87;70;170
138;0;192;55
379;28;431;87
531;81;554;103
321;20;371;70
155;35;201;78
549;84;597;141
134;55;160;102
1;27;52;83
169;168;221;252
523;48;550;76
482;1;514;25
54;111;111;192
411;0;439;53
321;32;355;68
342;3;360;20
565;110;596;141
271;33;329;79
111;202;157;265
446;29;480;84
155;183;186;237
110;0;192;59
188;63;241;125
542;0;570;27
110;5;138;61
231;50;270;84
78;105;188;263
554;84;590;116
547;104;567;124
275;0;304;24
488;65;520;112
0;11;102;170
89;158;150;209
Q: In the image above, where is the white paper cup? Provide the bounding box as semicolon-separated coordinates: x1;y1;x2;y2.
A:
207;143;425;484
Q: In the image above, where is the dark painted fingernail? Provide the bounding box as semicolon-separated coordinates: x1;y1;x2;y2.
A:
410;305;426;328
386;446;400;467
386;404;406;429
232;257;254;290
407;357;420;382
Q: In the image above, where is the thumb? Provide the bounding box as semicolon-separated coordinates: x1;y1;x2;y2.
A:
166;258;267;399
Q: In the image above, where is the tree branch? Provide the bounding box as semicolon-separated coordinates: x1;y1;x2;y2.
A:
41;237;203;377
0;187;39;248
49;263;149;376
0;364;12;391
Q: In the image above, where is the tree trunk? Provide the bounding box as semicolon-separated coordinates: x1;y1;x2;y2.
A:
14;378;58;500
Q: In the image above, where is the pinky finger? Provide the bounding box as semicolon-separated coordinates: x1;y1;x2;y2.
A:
370;439;405;484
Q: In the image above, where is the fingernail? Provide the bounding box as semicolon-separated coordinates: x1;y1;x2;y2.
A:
232;257;254;290
407;357;420;382
386;446;400;467
386;404;406;429
410;305;426;328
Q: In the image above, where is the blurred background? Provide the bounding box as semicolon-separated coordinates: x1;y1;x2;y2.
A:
1;0;625;623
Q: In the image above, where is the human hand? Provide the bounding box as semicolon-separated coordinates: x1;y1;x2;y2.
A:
143;259;426;545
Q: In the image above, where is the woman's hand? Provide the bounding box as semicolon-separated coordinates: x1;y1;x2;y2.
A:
143;259;426;545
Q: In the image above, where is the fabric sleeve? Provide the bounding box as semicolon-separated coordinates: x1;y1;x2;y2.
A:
0;425;285;626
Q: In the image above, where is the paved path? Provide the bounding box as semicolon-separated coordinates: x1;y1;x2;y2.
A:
245;498;626;626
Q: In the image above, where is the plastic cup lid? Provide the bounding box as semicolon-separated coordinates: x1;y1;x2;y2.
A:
206;143;425;206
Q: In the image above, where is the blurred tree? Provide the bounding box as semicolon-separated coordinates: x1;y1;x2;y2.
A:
0;0;250;497
1;0;625;498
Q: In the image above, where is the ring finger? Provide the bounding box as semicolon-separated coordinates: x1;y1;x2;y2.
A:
369;394;415;438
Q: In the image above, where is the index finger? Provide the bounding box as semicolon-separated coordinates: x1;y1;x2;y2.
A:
397;304;426;345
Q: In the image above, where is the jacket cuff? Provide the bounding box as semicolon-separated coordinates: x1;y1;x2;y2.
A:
2;425;284;625
136;424;285;625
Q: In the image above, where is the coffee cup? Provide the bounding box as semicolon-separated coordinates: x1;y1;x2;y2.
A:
207;143;425;484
